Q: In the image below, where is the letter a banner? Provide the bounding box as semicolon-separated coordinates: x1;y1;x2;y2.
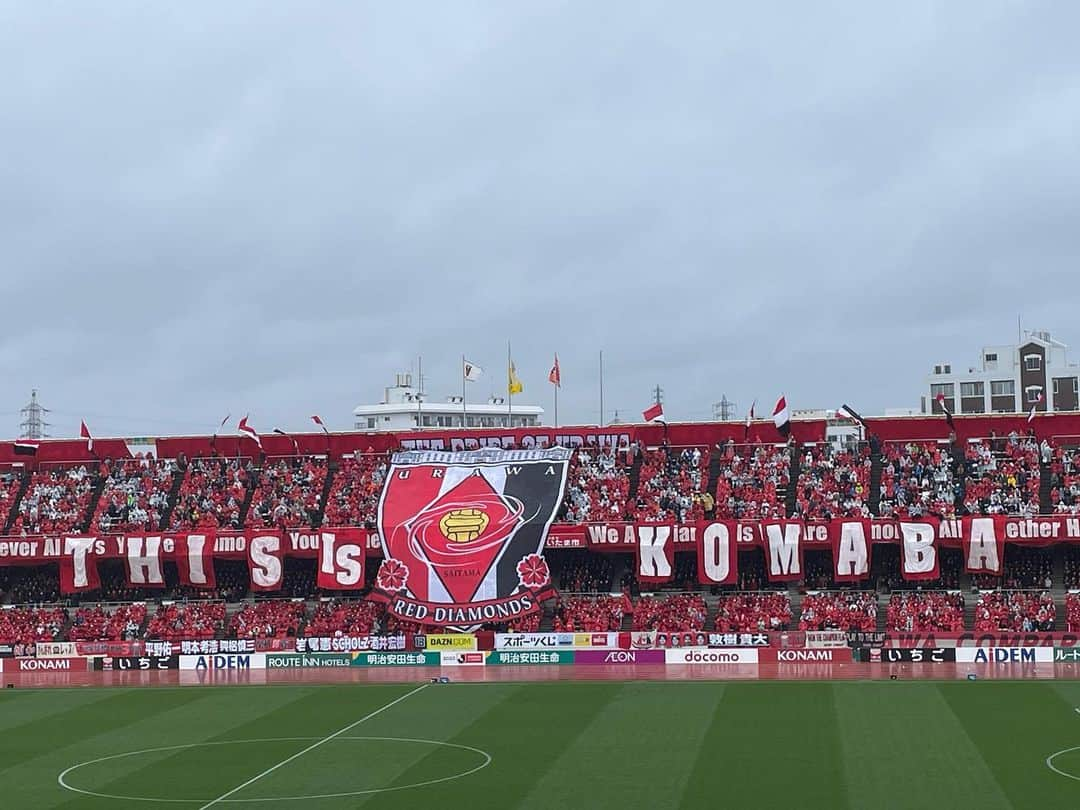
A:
372;448;570;631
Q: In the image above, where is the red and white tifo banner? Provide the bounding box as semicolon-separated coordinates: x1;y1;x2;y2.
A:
3;515;1080;594
1;657;89;673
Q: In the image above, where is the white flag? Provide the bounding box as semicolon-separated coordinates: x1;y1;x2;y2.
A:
464;360;483;382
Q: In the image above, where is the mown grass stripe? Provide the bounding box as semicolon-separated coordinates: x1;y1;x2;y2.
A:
939;681;1080;809
355;681;625;810
680;682;848;809
835;682;1011;810
515;681;725;810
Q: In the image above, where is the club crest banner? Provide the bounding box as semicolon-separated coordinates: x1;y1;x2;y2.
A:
371;447;570;631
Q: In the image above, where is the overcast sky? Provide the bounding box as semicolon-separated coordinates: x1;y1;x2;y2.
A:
2;2;1078;438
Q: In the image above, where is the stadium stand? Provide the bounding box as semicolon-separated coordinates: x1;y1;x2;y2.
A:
793;443;871;520
878;441;957;518
633;446;710;522
248;456;328;529
553;595;627;632
171;456;253;530
974;590;1056;631
322;453;387;528
798;591;877;632
561;448;632;523
631;594;708;632
10;462;95;535
962;437;1040;516
885;592;965;632
68;603;147;641
144;602;226;641
91;455;175;534
0;606;66;644
713;442;790;520
713;593;792;632
229;600;306;639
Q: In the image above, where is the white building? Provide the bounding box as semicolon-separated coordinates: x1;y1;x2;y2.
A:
353;373;544;432
923;330;1079;416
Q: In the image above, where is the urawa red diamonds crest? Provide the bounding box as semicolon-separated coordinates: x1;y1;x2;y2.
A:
373;448;570;631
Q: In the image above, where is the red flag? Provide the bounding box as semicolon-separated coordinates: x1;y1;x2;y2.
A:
643;402;664;422
772;396;790;438
80;420;94;452
548;355;561;387
311;414;329;433
238;415;262;449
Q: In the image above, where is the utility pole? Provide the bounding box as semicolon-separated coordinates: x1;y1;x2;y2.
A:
713;394;737;421
652;384;664;407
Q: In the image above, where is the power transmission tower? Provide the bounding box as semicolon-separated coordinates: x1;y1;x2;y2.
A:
19;389;50;439
713;394;737;421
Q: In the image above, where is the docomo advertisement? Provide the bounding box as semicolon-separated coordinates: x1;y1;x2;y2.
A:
1;657;89;673
955;647;1054;663
665;648;759;665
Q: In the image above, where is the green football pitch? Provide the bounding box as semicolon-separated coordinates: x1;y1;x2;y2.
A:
5;680;1080;809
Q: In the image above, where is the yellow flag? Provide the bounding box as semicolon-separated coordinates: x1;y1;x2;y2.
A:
508;361;523;395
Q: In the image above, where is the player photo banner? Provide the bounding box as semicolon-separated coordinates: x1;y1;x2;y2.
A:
371;447;571;631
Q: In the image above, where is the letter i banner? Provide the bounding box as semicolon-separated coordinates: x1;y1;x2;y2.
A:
371;448;571;631
175;533;217;589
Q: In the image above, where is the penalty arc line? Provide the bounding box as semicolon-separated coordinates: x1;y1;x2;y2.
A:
197;682;430;809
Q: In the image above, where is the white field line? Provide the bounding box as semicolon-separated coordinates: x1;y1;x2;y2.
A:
197;683;430;809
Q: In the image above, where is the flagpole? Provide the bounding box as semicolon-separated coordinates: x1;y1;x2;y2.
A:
507;341;513;428
462;354;467;429
599;350;605;427
417;355;423;429
554;378;559;428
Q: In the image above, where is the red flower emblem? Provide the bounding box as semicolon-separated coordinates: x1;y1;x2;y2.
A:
516;554;550;589
376;559;409;593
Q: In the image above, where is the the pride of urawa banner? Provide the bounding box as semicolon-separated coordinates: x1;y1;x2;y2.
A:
368;448;571;631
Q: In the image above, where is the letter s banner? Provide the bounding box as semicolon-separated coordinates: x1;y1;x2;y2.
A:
665;648;759;665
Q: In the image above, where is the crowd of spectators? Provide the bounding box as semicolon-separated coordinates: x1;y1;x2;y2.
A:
631;594;707;632
249;457;328;529
0;465;24;530
713;442;790;520
171;456;252;530
713;593;791;632
972;547;1054;590
560;449;632;523
0;607;65;644
872;547;962;592
306;599;384;636
1067;594;1080;633
974;590;1055;631
145;602;226;641
229;600;306;639
792;444;871;520
962;437;1039;516
799;591;877;631
885;592;965;632
553;595;626;632
68;603;146;641
92;455;175;534
1049;442;1080;514
633;447;711;522
11;463;95;535
322;453;387;528
554;551;614;592
879;442;957;518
